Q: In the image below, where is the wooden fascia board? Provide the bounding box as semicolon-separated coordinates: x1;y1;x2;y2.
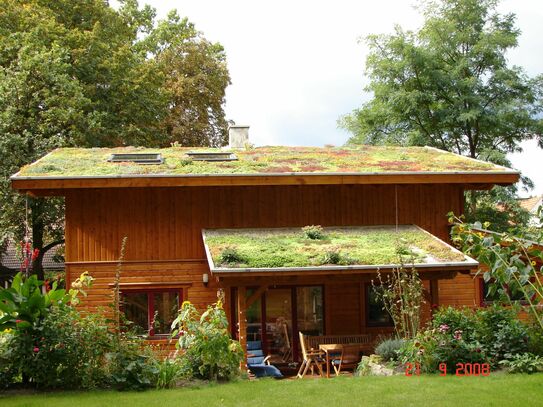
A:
11;171;520;192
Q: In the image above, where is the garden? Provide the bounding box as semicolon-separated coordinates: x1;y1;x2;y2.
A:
1;215;543;405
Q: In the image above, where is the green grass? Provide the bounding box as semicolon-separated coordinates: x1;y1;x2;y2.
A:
205;225;468;269
1;374;542;407
15;145;504;177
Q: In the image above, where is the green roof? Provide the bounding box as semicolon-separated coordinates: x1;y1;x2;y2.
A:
14;145;510;178
202;225;477;272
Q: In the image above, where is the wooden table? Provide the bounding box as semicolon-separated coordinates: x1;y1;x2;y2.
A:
319;344;343;378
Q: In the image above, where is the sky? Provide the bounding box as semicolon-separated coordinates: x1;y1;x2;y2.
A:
140;0;543;197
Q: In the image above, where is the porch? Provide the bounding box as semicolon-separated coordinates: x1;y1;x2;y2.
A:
223;273;447;374
203;224;479;374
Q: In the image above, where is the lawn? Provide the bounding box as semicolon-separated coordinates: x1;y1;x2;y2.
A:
2;374;543;407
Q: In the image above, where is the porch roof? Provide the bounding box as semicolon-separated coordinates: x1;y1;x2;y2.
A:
202;225;478;277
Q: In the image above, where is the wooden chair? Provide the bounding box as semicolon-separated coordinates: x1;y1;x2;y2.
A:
297;332;325;378
331;344;363;375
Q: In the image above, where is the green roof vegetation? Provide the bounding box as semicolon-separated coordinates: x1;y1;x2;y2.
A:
14;145;508;178
203;225;469;270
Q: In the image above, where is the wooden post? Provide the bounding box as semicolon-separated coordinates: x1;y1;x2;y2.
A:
430;279;439;315
237;286;247;369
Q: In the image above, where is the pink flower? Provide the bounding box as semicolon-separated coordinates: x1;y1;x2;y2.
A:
438;324;450;333
15;319;22;324
453;330;463;340
33;347;39;353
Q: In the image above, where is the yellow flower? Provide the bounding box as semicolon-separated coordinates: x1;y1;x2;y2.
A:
531;261;536;266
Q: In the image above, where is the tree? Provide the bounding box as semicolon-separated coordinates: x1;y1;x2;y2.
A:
339;0;542;228
340;0;543;158
0;0;230;278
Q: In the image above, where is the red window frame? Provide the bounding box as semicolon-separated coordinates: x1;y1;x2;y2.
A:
121;288;183;338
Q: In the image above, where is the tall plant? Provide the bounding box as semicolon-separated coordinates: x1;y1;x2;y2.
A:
373;266;425;339
450;212;543;332
171;299;243;381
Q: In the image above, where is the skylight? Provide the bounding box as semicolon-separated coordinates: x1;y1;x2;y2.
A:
107;153;163;165
186;151;238;161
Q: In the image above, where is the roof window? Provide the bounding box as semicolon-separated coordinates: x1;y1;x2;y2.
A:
107;153;163;165
186;151;237;162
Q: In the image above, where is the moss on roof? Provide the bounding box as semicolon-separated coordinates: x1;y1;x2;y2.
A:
15;145;507;178
203;225;469;270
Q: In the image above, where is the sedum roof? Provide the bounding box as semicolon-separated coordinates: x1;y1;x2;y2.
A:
202;225;477;273
14;145;513;178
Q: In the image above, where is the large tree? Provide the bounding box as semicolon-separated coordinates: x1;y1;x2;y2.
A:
340;0;542;229
340;0;543;159
0;0;230;278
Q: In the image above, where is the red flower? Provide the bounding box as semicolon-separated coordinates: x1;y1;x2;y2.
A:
33;347;39;353
32;248;40;261
431;304;438;309
15;319;22;324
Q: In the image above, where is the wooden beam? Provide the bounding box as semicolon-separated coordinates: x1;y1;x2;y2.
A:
237;286;248;368
10;171;520;192
246;285;268;308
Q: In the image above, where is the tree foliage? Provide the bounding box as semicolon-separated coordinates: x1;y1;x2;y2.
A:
0;0;230;277
341;0;543;158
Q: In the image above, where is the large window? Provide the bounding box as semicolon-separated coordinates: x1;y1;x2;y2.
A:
366;285;393;327
122;289;182;337
480;278;524;305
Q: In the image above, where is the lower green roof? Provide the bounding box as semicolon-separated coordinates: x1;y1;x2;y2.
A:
202;225;476;272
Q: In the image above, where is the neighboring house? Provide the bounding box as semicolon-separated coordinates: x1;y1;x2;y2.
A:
10;127;519;365
0;240;64;285
518;195;542;227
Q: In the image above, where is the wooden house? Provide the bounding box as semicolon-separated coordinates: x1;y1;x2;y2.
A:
11;128;519;364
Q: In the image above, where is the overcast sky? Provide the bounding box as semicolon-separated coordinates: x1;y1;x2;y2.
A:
142;0;543;197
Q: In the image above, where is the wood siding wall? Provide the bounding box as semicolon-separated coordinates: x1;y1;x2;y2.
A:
64;184;478;322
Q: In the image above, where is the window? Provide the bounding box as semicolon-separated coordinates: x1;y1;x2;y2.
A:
366;285;393;327
108;153;163;164
186;151;237;161
122;289;182;337
480;278;524;305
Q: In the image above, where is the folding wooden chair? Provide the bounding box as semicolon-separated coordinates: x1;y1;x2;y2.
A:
297;332;325;378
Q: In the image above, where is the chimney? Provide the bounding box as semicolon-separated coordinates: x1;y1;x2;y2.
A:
228;125;249;149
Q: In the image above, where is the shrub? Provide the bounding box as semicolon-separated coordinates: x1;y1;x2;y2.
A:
0;306;112;389
171;300;243;381
499;353;543;374
107;336;159;391
478;305;529;364
375;338;404;362
302;225;325;240
218;247;245;265
322;251;341;264
431;306;481;343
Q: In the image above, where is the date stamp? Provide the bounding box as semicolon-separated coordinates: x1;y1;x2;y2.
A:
405;362;490;376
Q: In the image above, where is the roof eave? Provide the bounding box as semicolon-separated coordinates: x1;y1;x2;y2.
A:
10;171;520;192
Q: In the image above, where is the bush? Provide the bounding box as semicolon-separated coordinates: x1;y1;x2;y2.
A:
171;300;243;381
431;306;481;343
375;338;404;362
499;353;543;374
478;305;529;365
0;305;112;389
322;251;341;264
218;247;245;265
107;335;159;391
302;225;325;240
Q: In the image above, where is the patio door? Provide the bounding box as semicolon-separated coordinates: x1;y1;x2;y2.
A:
234;286;324;364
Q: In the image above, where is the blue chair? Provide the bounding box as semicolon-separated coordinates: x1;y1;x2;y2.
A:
247;340;283;379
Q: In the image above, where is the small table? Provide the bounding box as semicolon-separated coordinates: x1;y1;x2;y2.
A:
319;344;343;378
